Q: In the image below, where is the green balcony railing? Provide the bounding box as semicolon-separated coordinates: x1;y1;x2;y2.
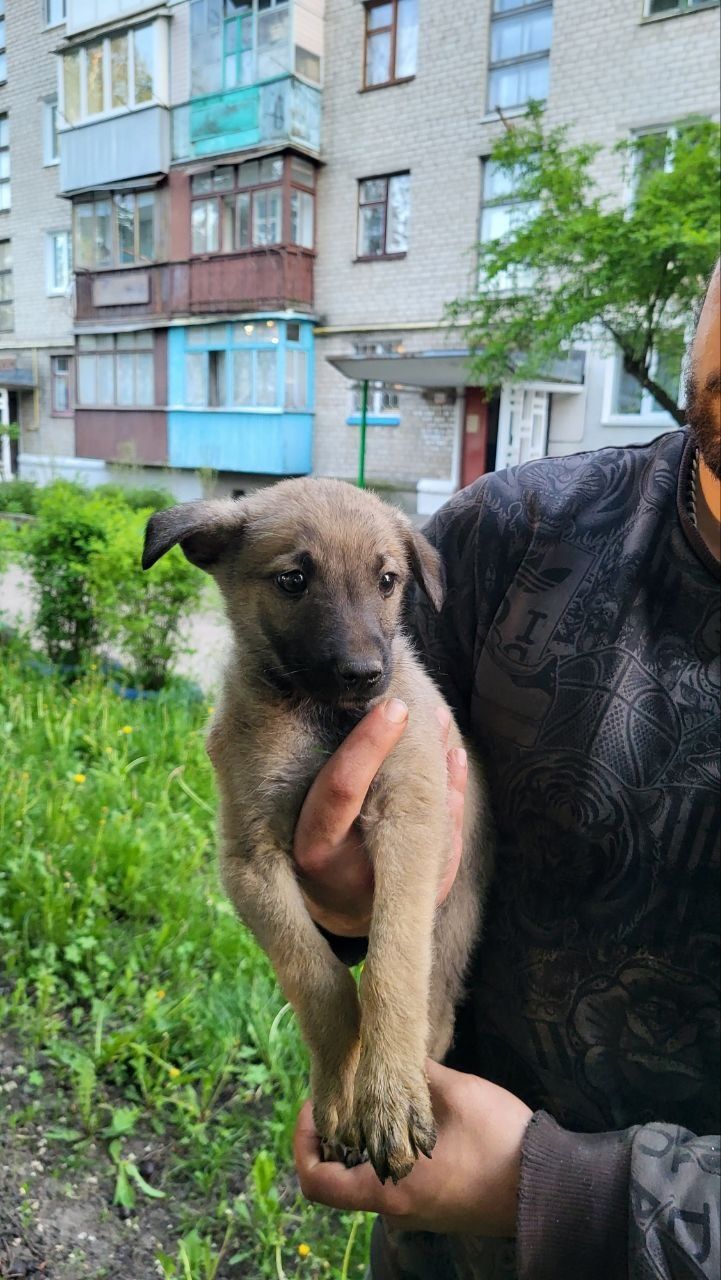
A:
172;75;321;162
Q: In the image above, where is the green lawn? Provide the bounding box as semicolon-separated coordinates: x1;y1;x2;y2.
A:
0;638;372;1279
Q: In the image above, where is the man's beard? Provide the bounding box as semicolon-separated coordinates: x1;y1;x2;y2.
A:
685;368;721;480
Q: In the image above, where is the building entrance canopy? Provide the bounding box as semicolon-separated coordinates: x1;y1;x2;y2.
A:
327;348;586;391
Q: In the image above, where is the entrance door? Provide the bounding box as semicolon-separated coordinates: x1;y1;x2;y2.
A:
496;385;549;470
461;387;489;488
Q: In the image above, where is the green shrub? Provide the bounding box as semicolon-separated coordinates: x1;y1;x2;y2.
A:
90;505;204;691
95;482;175;513
0;479;40;515
24;483;113;670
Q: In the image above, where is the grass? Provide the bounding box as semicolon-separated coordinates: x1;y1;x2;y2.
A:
0;637;372;1278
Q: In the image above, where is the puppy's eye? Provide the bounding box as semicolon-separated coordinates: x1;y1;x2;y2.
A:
276;570;307;596
378;571;397;598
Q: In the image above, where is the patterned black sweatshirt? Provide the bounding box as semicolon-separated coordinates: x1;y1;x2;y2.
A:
366;429;720;1280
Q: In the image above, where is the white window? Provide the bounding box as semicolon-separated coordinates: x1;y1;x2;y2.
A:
350;341;402;416
46;0;67;26
43;97;60;165
46;231;72;295
74;192;158;270
645;0;719;14
609;340;685;420
61;23;160;126
488;0;552;112
479;159;536;290
0;239;12;332
364;0;418;88
357;174;410;257
285;347;307;409
0;114;9;211
76;332;154;407
0;0;6;84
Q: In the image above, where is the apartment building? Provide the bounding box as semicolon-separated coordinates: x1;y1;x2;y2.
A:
0;0;73;482
314;0;720;513
21;0;323;498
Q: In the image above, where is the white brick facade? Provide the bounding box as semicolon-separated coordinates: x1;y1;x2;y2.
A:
0;0;74;462
314;0;720;493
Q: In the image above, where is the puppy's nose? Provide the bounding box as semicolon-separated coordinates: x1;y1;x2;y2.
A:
335;659;383;692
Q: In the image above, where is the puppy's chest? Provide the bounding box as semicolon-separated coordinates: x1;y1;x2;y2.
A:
253;712;358;848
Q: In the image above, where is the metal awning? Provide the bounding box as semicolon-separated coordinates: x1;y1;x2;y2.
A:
327;347;586;390
0;369;36;391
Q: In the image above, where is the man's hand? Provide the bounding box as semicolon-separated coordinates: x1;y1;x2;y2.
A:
294;1058;532;1236
293;699;468;937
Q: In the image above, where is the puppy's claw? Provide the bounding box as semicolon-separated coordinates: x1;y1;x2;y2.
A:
320;1138;368;1169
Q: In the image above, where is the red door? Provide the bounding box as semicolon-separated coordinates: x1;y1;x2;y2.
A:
461;388;489;488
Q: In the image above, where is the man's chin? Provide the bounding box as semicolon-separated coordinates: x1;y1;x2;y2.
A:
685;376;721;480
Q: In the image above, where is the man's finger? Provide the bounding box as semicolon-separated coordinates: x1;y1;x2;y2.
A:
293;1102;386;1212
295;699;408;862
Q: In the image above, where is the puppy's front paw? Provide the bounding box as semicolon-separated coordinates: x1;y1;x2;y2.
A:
352;1064;437;1184
320;1139;369;1169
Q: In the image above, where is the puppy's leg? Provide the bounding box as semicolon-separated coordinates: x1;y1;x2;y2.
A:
221;842;361;1149
352;810;446;1184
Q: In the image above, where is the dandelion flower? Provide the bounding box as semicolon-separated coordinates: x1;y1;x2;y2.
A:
168;1066;180;1079
298;1243;311;1259
156;989;166;1000
73;773;87;785
120;725;133;735
89;663;98;672
207;705;215;714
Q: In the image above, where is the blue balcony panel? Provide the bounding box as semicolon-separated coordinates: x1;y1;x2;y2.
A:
172;76;321;162
59;106;170;195
168;410;313;476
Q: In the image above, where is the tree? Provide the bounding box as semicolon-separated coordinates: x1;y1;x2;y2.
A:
447;107;721;424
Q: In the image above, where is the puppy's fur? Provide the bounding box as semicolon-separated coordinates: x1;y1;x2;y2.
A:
143;478;492;1183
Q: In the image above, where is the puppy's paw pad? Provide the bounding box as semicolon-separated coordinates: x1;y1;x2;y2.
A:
320;1139;367;1168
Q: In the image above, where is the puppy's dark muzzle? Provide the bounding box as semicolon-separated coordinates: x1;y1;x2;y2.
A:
334;659;384;696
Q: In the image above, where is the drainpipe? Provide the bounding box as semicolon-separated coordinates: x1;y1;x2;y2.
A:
357;378;368;489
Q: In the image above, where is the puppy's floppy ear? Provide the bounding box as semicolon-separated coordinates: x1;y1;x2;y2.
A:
401;523;445;612
142;499;246;573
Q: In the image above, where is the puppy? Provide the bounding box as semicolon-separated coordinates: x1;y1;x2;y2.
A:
143;478;492;1184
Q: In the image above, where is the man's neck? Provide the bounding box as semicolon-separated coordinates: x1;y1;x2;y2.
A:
697;456;721;562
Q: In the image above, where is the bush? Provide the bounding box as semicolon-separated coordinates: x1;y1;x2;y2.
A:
23;482;203;687
90;504;204;691
95;482;175;513
0;479;40;515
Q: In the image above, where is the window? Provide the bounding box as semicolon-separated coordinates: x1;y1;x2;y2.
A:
61;24;158;124
363;0;417;88
46;0;67;25
76;332;154;407
0;240;11;330
51;355;73;415
631;121;704;195
611;338;685;418
43;97;60;165
0;0;6;83
350;341;402;416
47;231;73;295
220;0;291;89
487;0;552;112
74;191;159;270
479;159;536;289
181;319;312;410
357;174;410;258
0;115;9;211
190;155;315;254
645;0;718;13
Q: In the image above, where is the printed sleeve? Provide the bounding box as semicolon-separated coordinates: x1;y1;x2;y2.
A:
517;1112;720;1280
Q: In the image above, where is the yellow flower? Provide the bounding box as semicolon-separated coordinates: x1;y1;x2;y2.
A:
168;1066;180;1079
297;1243;311;1259
119;725;133;735
156;989;166;1000
207;705;215;714
72;773;86;785
104;746;113;755
89;663;97;671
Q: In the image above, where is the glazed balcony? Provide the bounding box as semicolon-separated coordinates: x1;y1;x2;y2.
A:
65;0;161;37
73;247;315;325
172;76;321;162
59;106;171;196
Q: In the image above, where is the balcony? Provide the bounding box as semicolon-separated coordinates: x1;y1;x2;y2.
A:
172;76;321;163
74;248;315;324
167;410;313;476
66;0;160;37
59;106;171;196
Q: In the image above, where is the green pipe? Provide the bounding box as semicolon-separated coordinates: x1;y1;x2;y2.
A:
357;378;368;489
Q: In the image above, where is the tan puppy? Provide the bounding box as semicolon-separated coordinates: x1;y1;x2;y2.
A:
143;478;492;1184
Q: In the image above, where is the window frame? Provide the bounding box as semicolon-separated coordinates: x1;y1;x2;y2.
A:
50;353;74;417
362;0;418;91
643;0;719;16
46;230;73;296
43;96;60;166
348;341;403;421
487;0;553;114
180;318;309;412
60;22;160;127
603;342;686;425
189;154;315;257
0;0;6;85
76;331;156;409
0;238;12;332
0;114;9;212
478;156;536;291
45;0;67;28
73;190;159;271
356;172;410;260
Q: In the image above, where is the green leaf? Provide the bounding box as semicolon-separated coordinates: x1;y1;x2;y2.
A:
125;1161;166;1199
103;1106;139;1137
